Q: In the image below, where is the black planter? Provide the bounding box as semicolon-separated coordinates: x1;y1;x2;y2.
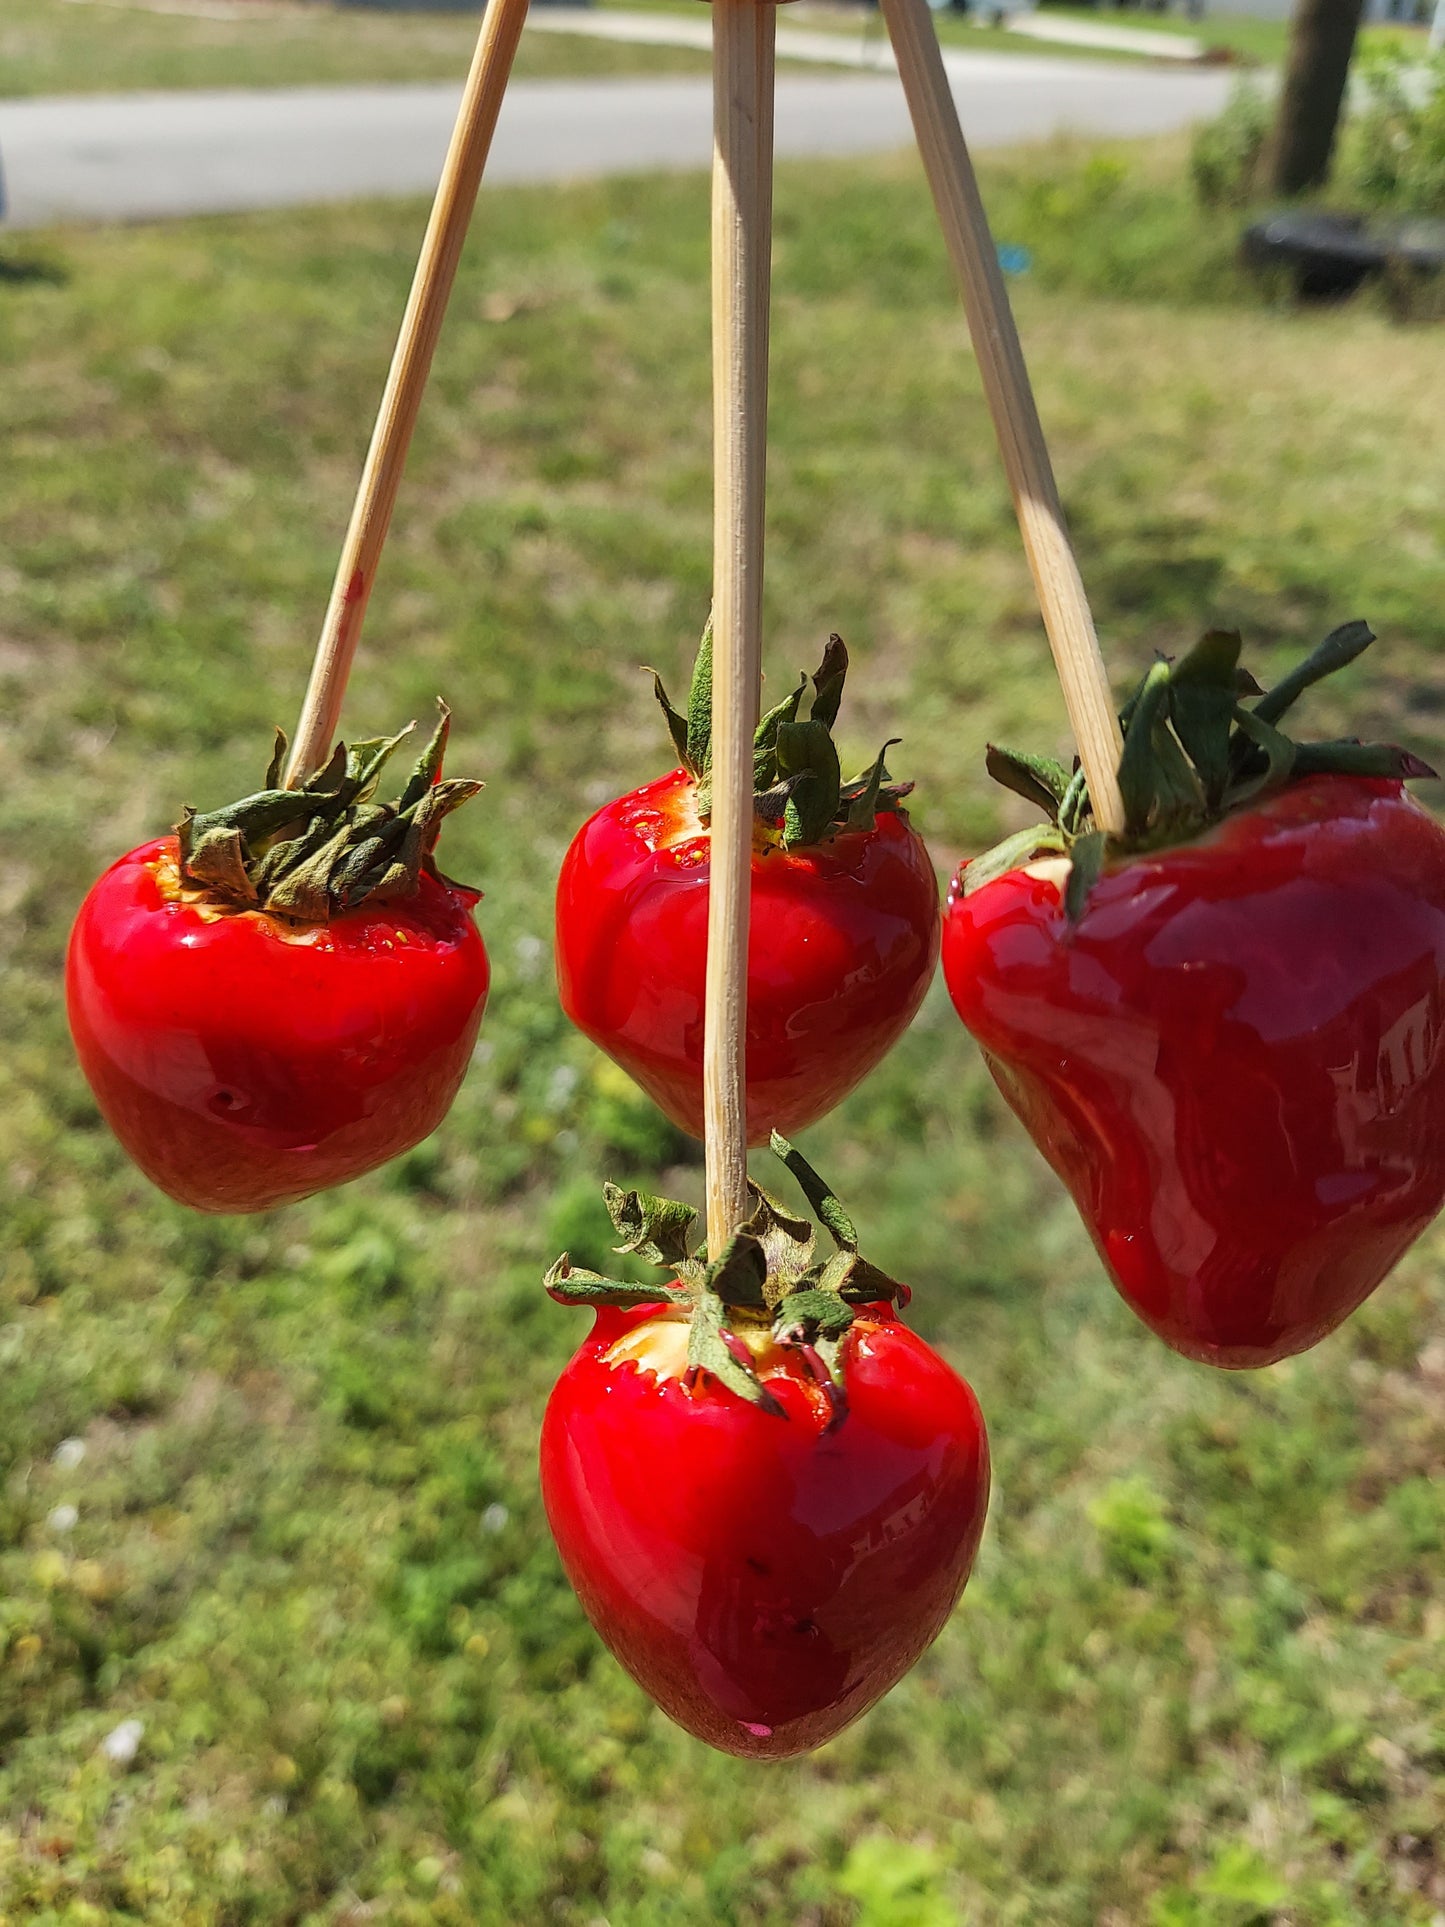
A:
1243;208;1445;302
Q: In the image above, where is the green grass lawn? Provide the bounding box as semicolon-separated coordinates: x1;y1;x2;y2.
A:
1030;4;1427;65
1037;3;1291;62
0;0;714;98
2;141;1444;1924
0;0;1161;98
777;2;1427;68
4;0;1432;104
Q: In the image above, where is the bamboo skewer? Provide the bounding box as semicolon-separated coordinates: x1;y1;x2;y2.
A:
283;0;532;789
705;0;777;1258
880;0;1125;834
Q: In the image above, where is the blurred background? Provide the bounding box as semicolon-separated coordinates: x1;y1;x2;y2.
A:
1;0;1443;1920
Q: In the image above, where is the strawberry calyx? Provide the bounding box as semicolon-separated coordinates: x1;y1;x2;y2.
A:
648;619;912;850
543;1132;909;1424
175;703;482;921
969;621;1436;919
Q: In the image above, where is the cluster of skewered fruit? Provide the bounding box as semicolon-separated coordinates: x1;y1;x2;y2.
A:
66;614;1445;1756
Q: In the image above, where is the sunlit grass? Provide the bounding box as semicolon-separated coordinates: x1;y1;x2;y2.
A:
0;0;713;98
0;142;1442;1922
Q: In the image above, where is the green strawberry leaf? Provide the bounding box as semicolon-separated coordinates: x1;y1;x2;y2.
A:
1252;618;1374;729
687;1288;785;1415
706;1231;770;1311
776;720;843;849
686;615;714;783
985;744;1073;821
1167;630;1241;812
961;826;1067;898
774;1286;855;1342
544;1256;689;1309
1063;830;1109;923
845;739;902;834
809;634;849;731
769;1132;859;1251
753;674;807;790
648;669;692;773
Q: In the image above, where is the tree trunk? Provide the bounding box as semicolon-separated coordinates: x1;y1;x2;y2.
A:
1260;0;1368;196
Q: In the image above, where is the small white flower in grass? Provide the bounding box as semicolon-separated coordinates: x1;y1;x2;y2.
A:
546;1064;579;1110
46;1505;78;1534
101;1719;144;1766
481;1504;509;1535
513;933;547;979
52;1438;86;1470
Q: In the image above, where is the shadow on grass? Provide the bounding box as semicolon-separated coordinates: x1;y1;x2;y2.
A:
0;252;68;287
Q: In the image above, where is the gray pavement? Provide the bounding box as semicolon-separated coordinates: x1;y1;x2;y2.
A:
0;65;1233;230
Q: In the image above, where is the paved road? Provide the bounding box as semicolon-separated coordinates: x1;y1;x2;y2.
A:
0;63;1233;230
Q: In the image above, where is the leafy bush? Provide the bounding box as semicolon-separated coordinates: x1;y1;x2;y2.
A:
1190;83;1272;208
1347;47;1445;214
1192;54;1445;218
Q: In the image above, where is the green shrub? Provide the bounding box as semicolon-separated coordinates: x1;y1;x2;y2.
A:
1346;47;1445;214
1190;83;1272;208
1193;54;1445;219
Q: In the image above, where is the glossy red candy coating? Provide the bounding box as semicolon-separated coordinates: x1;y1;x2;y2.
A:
555;769;941;1143
541;1302;989;1758
943;777;1445;1368
67;835;489;1213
